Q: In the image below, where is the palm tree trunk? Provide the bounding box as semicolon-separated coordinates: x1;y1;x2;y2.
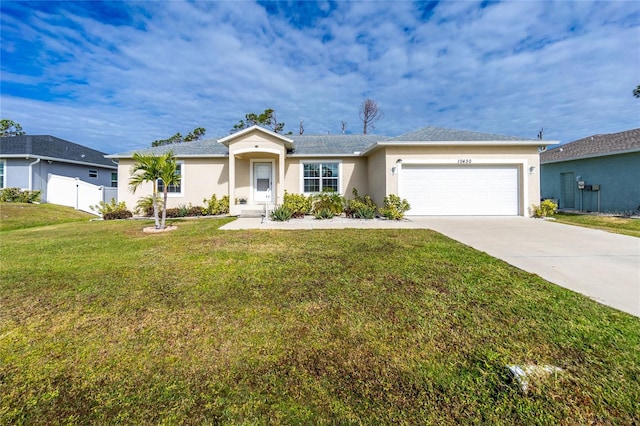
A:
161;189;168;230
153;182;160;229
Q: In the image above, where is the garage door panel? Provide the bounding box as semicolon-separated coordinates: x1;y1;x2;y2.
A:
399;165;519;215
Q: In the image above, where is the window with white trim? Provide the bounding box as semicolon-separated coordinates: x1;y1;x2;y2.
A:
157;163;182;194
0;160;5;188
111;172;118;188
302;162;339;193
89;169;98;178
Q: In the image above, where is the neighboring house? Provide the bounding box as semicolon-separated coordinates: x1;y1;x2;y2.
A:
108;125;554;216
540;129;640;213
0;135;118;202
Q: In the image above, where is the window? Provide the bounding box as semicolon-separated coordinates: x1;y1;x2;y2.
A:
157;163;182;194
303;162;339;193
0;160;5;188
89;169;98;178
111;172;118;188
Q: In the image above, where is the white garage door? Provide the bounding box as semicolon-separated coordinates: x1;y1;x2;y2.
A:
399;165;519;215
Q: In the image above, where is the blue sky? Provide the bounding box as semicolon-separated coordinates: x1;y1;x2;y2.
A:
1;1;638;153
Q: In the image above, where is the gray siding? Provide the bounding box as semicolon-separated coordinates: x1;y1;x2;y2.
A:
541;152;640;213
3;158;115;202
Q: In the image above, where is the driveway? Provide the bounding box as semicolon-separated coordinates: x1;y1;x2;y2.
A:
410;217;640;317
222;216;640;317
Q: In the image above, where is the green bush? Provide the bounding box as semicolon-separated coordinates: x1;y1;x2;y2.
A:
270;205;293;221
312;190;344;216
345;188;377;219
532;199;558;218
91;199;133;220
283;191;312;218
0;187;41;203
135;195;163;216
379;194;411;220
314;208;334;220
203;194;229;215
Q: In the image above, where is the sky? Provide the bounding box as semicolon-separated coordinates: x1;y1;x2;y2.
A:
1;1;639;154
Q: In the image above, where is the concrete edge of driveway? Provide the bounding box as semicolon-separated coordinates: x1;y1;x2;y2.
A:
219;217;422;230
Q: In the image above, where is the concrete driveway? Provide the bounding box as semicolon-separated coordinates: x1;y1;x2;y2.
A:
410;217;640;317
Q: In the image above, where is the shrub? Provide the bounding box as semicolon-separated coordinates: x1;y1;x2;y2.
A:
91;199;133;220
164;208;181;218
135;195;163;216
312;190;344;216
203;194;229;215
270;205;293;221
345;188;377;219
379;194;410;220
314;208;334;220
283;191;312;218
0;187;41;203
532;199;558;218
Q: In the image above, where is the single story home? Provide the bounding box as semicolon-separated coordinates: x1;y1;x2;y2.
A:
0;135;118;202
108;125;554;216
540;128;640;214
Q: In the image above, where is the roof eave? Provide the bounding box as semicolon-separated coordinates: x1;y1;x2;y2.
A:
1;154;117;169
361;140;556;156
541;147;640;164
217;125;295;148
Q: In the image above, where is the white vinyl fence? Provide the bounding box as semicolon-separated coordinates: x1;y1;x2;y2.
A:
47;174;118;215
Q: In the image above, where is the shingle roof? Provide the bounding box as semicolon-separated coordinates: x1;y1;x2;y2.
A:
0;135;115;168
387;126;535;142
540;128;640;163
289;134;387;155
108;137;229;157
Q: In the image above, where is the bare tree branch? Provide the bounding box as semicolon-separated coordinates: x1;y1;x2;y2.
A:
358;99;384;134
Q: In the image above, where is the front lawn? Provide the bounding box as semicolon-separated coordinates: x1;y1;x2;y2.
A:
0;202;95;232
1;218;638;424
553;212;640;237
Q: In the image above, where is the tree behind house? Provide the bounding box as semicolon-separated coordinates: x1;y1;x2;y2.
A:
359;99;384;134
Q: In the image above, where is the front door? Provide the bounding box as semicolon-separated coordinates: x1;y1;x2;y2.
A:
561;172;575;209
253;162;272;203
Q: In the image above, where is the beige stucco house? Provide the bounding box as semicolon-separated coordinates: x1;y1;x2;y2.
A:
107;125;554;216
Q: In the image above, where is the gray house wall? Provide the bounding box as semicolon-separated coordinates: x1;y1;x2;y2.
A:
3;158;115;202
541;151;640;213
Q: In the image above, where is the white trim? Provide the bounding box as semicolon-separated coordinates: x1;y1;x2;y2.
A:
250;159;275;204
233;147;281;156
361;140;557;156
218;125;294;147
1;154;116;169
299;160;343;195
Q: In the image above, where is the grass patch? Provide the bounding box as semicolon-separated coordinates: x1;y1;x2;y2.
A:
0;203;95;232
1;216;638;424
553;212;640;237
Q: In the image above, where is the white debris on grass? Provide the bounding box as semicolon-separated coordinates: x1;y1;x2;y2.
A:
506;364;564;394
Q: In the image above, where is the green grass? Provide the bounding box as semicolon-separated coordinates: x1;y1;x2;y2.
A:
1;214;639;424
553;212;640;237
0;202;95;232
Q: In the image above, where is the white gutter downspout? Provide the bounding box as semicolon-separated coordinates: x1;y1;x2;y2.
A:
28;157;40;190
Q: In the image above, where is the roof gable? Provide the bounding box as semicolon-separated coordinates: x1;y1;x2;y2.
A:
541;128;640;163
218;125;294;149
0;135;115;168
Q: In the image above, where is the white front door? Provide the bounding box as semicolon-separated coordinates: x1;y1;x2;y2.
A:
253;162;272;203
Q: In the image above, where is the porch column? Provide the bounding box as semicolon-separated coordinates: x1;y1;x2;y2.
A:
228;154;235;210
278;151;285;205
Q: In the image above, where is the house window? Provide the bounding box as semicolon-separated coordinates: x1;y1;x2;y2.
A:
89;169;98;179
303;162;339;193
111;172;118;188
157;163;182;195
0;160;5;188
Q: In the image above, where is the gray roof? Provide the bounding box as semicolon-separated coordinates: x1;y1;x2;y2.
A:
289;134;387;155
109;137;229;158
387;126;535;142
541;128;640;163
1;135;115;168
108;125;541;158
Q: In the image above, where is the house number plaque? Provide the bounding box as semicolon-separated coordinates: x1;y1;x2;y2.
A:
457;159;472;164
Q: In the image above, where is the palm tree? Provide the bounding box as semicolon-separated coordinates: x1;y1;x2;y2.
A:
156;154;181;229
129;151;179;230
